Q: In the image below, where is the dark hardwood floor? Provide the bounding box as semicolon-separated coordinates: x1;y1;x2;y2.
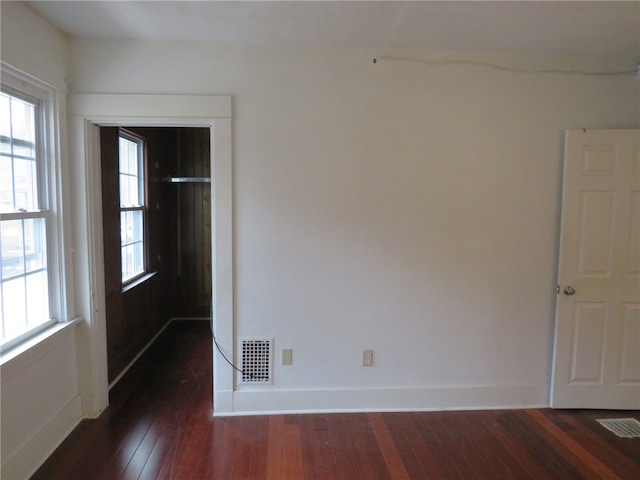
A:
32;320;640;479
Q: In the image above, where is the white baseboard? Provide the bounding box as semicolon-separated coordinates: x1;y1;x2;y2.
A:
214;383;549;416
1;395;82;480
213;389;235;415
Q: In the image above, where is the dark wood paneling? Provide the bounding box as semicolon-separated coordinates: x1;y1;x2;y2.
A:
174;128;211;318
101;127;177;383
32;321;640;480
100;127;122;301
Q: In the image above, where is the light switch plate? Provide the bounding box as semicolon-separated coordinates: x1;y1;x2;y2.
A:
282;348;293;365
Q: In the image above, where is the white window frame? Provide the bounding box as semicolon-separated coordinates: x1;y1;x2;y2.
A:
0;63;70;352
118;129;147;284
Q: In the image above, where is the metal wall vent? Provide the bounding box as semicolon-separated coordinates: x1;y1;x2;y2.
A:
596;418;640;438
240;338;273;383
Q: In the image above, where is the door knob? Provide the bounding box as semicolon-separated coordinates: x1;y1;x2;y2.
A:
563;286;576;296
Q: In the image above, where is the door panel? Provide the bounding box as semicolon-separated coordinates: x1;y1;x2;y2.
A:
569;303;606;383
577;191;614;275
620;305;640;383
551;129;640;409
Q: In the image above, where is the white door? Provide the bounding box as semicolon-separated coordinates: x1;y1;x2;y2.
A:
551;129;640;409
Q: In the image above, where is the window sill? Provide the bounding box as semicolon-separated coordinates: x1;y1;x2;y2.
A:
0;317;82;372
122;271;157;293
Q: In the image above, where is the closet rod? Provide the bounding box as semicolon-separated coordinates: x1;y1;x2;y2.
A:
162;176;211;183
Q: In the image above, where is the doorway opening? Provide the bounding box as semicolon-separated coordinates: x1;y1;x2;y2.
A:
100;126;212;385
68;93;232;417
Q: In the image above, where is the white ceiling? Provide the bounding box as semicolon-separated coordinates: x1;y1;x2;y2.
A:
25;1;640;62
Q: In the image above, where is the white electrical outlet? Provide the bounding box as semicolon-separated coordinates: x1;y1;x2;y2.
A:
362;349;373;366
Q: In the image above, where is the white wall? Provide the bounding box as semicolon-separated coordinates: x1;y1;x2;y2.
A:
0;1;68;88
0;327;81;479
0;3;81;479
68;38;639;413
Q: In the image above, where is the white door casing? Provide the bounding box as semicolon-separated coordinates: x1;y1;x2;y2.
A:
67;94;233;417
551;129;640;409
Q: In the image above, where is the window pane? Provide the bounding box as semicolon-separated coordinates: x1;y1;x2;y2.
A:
0;155;13;213
121;210;130;246
133;240;143;272
13;157;37;211
129;175;139;205
119;137;132;174
128;141;138;176
131;210;143;243
121;209;144;245
0;94;10;154
13;135;36;158
1;217;49;342
119;175;130;206
121;209;144;282
119;134;142;206
1;219;25;278
10;96;35;147
119;136;138;176
0;93;38;212
26;270;48;328
122;244;134;281
119;174;140;207
2;276;27;342
23;217;47;273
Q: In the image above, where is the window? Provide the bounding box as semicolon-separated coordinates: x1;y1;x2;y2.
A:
119;130;146;283
0;88;55;348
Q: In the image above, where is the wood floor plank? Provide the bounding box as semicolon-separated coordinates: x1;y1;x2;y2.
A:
454;412;514;479
384;412;445;479
525;409;624;480
325;414;367;480
470;411;538;480
367;412;411;480
480;411;553;480
245;416;270;479
350;413;394;479
550;410;640;479
407;414;461;479
499;409;585;479
310;414;340;479
266;414;304;480
297;413;322;480
30;321;640;480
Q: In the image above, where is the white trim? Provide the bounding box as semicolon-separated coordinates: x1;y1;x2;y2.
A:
0;317;81;375
0;61;59;99
216;384;550;417
68;94;231;119
67;94;233;418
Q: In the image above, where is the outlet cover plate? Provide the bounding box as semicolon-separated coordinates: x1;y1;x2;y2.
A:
362;349;373;366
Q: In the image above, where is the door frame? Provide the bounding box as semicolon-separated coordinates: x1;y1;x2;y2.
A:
68;94;233;417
